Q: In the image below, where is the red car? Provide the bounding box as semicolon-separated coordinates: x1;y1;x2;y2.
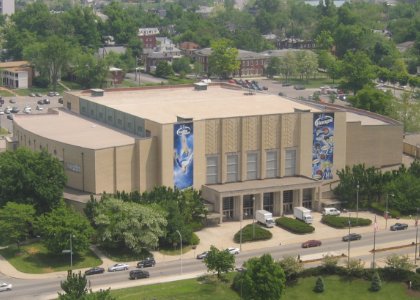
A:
301;240;322;248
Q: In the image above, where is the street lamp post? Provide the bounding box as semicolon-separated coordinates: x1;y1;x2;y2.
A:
415;208;419;265
356;182;360;225
385;193;394;230
252;195;255;240
176;230;183;275
239;216;243;252
70;234;73;269
347;212;351;268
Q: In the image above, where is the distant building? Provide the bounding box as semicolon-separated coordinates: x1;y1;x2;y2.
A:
276;38;315;50
144;37;182;72
97;46;126;58
179;42;200;57
194;48;268;77
138;27;160;49
0;61;32;89
0;0;14;15
108;67;124;85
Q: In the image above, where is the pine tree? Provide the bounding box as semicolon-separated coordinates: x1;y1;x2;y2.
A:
314;276;325;293
370;272;382;292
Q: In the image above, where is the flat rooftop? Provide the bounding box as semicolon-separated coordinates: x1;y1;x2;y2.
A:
14;110;136;149
74;85;322;124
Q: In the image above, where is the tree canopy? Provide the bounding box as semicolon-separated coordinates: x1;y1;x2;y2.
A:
204;245;235;279
209;39;240;79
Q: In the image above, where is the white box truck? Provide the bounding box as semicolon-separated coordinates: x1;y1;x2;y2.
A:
256;210;275;228
294;207;313;224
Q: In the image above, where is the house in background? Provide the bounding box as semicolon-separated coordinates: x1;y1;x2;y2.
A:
144;37;182;73
0;61;33;89
108;67;124;85
179;42;200;57
138;27;160;49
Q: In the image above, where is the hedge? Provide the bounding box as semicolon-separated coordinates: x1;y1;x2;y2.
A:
233;224;272;243
370;202;401;218
275;217;315;234
322;216;372;228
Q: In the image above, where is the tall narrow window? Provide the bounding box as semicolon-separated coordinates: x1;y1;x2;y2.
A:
285;149;296;176
226;153;239;182
266;150;278;178
247;152;258;180
206;156;219;184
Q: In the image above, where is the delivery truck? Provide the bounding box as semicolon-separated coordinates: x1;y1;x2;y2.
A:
294;207;313;224
256;210;275;228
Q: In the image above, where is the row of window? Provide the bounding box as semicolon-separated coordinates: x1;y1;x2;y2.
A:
206;149;296;184
241;59;265;67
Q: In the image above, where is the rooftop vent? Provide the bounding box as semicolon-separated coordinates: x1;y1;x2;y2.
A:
194;82;208;91
91;89;104;97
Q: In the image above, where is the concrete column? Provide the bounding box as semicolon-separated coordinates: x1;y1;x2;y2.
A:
298;189;303;206
279;191;284;216
218;194;223;224
234;195;242;221
317;187;322;211
256;193;263;210
239;195;244;221
273;191;281;216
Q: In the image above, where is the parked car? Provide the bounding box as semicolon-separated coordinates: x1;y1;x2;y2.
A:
43;98;50;104
294;84;306;90
9;99;16;103
11;106;19;113
35;93;42;97
390;223;408;231
23;107;31;114
6;114;13;120
129;269;150;280
0;282;12;292
226;247;240;255
36;105;43;111
108;263;129;272
37;100;44;105
4;107;11;114
58;97;64;104
85;267;105;276
29;93;36;97
0;109;4;115
196;251;209;259
137;257;156;268
48;91;56;97
342;233;362;242
282;82;292;87
55;92;60;96
301;240;322;248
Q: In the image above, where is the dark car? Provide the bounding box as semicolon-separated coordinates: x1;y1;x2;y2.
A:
282;82;292;87
9;99;16;103
35;93;42;97
37;100;44;105
342;233;362;242
294;84;306;90
58;97;63;104
43;98;50;104
301;240;322;248
390;223;408;231
196;251;209;259
85;267;105;276
11;107;19;113
137;257;156;268
6;114;13;120
129;269;150;280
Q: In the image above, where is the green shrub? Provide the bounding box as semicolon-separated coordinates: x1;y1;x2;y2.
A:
322;216;372;228
370;203;401;218
275;217;315;234
416;267;420;274
314;276;325;293
190;232;200;246
233;224;272;243
411;273;420;290
370;272;382;292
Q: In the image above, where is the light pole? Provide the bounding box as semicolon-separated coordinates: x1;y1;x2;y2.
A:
347;212;351;268
62;234;74;270
385;193;394;230
356;181;360;225
239;215;243;252
176;230;183;275
252;195;255;240
415;208;419;265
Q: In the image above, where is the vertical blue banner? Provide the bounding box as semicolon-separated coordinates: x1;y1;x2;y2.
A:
312;113;334;180
174;122;194;190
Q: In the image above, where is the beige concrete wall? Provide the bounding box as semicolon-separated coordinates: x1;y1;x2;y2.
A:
64;92;81;114
346;122;403;168
94;148;115;193
138;137;159;191
114;145;136;192
194;120;206;190
161;124;173;187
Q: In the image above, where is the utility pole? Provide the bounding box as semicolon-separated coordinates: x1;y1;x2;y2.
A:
347;212;351;268
415;208;419;265
356;181;359;225
252;195;256;240
176;230;183;274
70;234;73;269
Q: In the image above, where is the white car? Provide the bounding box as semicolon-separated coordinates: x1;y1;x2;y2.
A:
226;247;240;255
0;282;12;292
108;263;129;272
36;105;43;111
0;110;4;115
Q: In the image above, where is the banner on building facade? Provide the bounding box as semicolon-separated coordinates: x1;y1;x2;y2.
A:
173;122;194;190
312;113;334;180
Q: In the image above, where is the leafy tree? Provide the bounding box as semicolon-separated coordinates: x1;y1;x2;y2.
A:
341;51;376;94
347;258;365;277
266;57;281;78
59;270;88;300
314;276;325;293
0;202;36;248
36;202;94;255
172;57;192;74
209;39;240;79
322;254;340;272
279;52;297;83
0;148;66;213
204;245;235;279
233;254;286;300
315;30;334;50
102;1;137;44
349;86;394;115
155;61;174;78
385;254;415;271
370;272;382;292
92;197;167;253
278;256;303;283
295;51;318;81
24;35;76;90
73;51;109;88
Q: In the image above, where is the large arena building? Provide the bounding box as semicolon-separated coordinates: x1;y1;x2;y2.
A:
11;84;403;222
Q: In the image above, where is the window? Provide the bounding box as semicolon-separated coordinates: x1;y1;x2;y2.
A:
223;197;234;220
226;153;239;182
263;193;274;212
243;195;254;219
285;149;296;176
206;156;219;184
247;152;258;180
266;150;278;178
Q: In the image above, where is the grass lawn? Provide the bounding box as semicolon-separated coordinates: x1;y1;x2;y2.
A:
110;274;419;300
0;127;10;135
0;242;102;273
0;90;15;97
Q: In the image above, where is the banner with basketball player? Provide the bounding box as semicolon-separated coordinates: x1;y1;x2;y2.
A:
173;122;194;190
312;113;334;180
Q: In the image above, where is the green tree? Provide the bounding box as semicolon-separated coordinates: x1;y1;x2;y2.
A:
314;276;325;293
234;254;286;300
102;1;137;44
349;86;394;115
0;148;67;213
155;61;174;78
204;245;235;279
209;39;240;79
385;254;415;270
172;57;192;74
73;51;109;88
24;35;75;90
370;272;382;292
280;52;297;83
92;197;167;253
0;202;36;248
58;270;88;300
278;256;303;283
315;30;334;50
36;202;94;255
341;51;376;94
266;57;281;78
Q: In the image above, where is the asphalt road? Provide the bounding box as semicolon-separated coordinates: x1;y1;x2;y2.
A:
1;228;418;300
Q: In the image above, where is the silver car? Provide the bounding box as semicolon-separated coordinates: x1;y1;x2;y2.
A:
108;263;129;272
0;282;12;292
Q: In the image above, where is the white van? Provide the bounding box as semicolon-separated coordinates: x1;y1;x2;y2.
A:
322;207;341;216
